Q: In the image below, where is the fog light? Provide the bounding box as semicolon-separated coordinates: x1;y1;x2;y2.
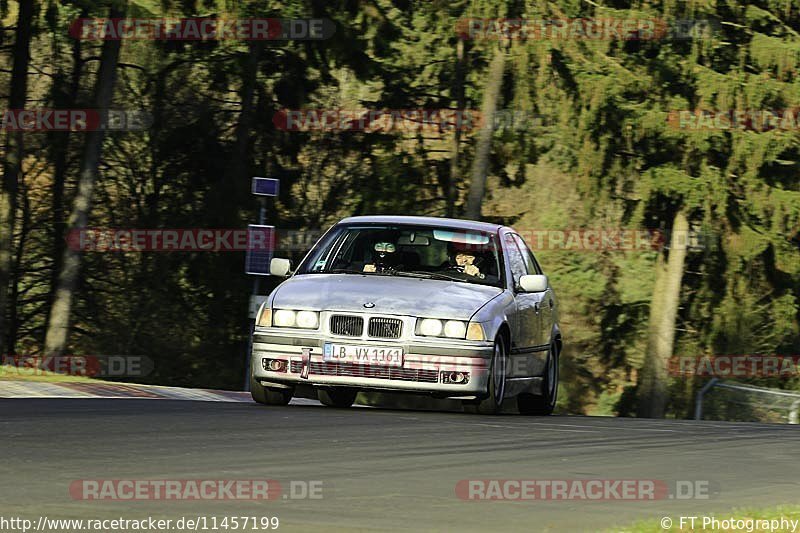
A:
263;358;287;372
441;371;469;384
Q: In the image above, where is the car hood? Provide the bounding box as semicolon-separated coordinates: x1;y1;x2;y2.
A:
271;274;502;320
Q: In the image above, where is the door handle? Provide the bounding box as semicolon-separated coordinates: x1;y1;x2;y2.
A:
533;302;541;314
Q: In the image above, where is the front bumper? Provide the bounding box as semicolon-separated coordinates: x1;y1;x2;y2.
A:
251;330;493;398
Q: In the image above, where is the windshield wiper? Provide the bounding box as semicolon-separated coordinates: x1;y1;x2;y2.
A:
399;270;464;282
390;271;432;279
320;268;367;275
320;269;470;283
325;268;395;276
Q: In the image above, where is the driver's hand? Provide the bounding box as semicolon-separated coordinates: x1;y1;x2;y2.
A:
464;264;480;277
363;264;376;273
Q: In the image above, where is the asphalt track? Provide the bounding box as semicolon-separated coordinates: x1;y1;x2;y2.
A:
2;397;799;532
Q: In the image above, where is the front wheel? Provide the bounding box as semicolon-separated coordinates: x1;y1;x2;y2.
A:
318;387;358;408
463;336;507;415
517;340;559;416
250;376;293;406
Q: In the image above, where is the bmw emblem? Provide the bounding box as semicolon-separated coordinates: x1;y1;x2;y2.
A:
363;302;375;308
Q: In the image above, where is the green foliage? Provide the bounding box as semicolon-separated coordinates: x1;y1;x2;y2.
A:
1;0;798;413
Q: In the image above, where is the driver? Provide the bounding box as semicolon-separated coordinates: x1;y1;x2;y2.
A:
446;242;485;279
363;241;400;273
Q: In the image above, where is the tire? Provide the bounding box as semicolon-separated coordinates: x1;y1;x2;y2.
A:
517;339;559;416
463;336;507;415
250;375;293;406
318;387;358;408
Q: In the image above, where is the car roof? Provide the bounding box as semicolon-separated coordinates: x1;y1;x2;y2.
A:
337;215;505;233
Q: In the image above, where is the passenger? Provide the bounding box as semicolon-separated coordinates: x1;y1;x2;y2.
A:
363;242;401;273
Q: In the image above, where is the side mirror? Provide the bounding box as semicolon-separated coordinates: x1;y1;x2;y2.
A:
269;258;292;277
519;274;548;293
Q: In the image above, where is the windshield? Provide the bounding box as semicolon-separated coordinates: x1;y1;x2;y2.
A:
297;224;503;288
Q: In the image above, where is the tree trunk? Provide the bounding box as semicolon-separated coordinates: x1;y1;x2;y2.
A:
0;0;35;355
44;2;126;358
447;38;466;218
8;187;31;350
637;210;690;418
44;15;84;340
207;40;261;226
464;46;505;220
228;41;263;184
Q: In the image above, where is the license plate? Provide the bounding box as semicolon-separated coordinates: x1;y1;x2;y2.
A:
323;343;403;366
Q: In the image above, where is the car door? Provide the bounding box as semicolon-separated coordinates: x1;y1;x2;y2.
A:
512;233;554;346
503;233;542;378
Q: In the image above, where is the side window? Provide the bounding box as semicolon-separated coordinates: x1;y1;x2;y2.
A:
530;253;543;274
511;234;542;275
504;234;527;288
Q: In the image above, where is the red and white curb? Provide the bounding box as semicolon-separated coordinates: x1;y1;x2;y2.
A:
0;380;323;405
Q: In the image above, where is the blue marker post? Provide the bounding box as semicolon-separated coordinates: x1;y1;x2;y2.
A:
244;177;279;391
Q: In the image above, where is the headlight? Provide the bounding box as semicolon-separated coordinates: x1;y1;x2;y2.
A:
296;310;319;329
273;309;296;327
272;309;320;329
444;320;467;338
417;318;485;340
419;318;443;337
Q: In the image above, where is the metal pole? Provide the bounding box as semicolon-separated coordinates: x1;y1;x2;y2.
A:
790;400;800;425
694;378;719;421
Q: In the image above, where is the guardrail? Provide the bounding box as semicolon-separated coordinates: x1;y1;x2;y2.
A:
695;378;800;424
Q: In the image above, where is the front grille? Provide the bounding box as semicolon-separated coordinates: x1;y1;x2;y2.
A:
368;317;403;339
290;361;438;383
329;315;364;337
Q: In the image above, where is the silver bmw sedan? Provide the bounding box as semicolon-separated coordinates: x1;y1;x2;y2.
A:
250;215;561;415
